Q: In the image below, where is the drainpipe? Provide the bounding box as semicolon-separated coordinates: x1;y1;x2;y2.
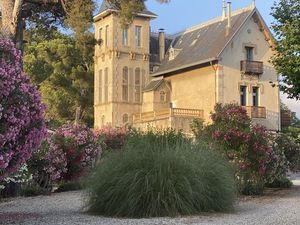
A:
210;61;218;105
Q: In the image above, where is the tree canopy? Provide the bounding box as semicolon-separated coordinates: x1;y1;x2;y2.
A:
271;0;300;100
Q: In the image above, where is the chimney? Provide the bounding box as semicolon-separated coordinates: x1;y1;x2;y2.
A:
222;0;226;21
159;29;165;62
252;0;256;8
226;2;232;36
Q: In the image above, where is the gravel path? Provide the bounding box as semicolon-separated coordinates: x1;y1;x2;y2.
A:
1;178;300;225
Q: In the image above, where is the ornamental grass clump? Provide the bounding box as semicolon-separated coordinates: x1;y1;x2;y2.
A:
86;131;236;218
0;39;46;180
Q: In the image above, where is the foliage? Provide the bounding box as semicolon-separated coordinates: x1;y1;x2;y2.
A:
94;126;128;151
86;130;236;218
106;0;169;25
195;104;274;194
21;184;50;197
271;0;300;100
45;124;101;182
265;176;293;189
56;181;84;193
0;39;46;180
0;165;32;192
273;133;300;172
24;33;94;128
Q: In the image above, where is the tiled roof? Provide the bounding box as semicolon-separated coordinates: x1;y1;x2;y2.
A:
97;0;157;17
152;6;255;76
143;79;164;92
150;34;173;65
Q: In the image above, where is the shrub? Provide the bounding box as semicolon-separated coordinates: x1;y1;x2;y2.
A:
0;39;46;180
45;124;101;182
265;176;293;189
195;104;274;194
55;181;83;193
86;131;236;218
94;126;128;151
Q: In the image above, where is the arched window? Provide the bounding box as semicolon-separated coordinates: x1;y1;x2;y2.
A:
122;113;129;124
122;67;129;102
160;91;166;103
134;68;141;102
101;115;105;127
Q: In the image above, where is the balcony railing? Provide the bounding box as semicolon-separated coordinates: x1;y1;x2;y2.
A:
243;106;266;119
240;60;264;75
133;108;204;123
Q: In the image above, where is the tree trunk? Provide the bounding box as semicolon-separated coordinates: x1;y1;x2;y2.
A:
75;105;83;125
0;0;24;49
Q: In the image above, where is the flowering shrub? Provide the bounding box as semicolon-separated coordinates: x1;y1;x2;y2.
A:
95;126;128;151
45;124;101;181
199;104;274;193
0;39;46;180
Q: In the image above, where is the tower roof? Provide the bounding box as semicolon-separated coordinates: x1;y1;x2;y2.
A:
94;0;157;20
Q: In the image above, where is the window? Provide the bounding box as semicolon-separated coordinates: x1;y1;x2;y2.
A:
245;46;254;61
104;68;108;103
122;114;129;124
99;28;102;42
98;70;103;104
240;86;247;106
134;68;141;102
122;27;129;46
105;25;109;47
101;115;105;126
122;67;129;102
160;91;166;103
135;26;142;47
252;87;259;107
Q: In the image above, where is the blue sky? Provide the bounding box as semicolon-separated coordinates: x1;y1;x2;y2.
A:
96;0;299;117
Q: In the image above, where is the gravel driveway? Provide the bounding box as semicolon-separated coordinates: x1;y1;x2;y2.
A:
1;178;300;225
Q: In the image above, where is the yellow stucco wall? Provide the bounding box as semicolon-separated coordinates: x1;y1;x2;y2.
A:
94;13;152;128
165;66;216;123
219;15;280;130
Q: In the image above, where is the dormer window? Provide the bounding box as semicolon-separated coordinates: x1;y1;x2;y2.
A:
168;47;181;61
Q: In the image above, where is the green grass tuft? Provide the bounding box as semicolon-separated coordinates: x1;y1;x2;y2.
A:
86;131;236;218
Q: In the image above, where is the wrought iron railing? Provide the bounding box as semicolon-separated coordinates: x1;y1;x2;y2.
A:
243;106;266;118
240;60;263;75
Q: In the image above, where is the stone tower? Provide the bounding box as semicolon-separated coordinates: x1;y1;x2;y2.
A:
93;1;157;128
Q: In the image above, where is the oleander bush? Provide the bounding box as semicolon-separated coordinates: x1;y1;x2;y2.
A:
193;104;275;194
86;130;236;218
45;124;102;182
94;126;128;151
0;39;47;181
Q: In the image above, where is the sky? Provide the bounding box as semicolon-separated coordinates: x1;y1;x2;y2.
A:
96;0;299;117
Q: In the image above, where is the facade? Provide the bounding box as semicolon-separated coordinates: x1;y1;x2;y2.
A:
93;1;281;133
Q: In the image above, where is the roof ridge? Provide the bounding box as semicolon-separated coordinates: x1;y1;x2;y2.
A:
170;4;254;38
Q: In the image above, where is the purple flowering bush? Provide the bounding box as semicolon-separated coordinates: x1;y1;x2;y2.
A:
45;124;101;182
0;39;46;181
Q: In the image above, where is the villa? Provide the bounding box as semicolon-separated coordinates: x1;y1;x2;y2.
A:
93;0;280;133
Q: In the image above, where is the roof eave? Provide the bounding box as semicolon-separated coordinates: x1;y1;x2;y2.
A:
93;10;157;22
152;57;218;77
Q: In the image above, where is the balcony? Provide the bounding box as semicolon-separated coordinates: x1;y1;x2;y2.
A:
240;60;263;75
243;106;266;119
133;108;204;123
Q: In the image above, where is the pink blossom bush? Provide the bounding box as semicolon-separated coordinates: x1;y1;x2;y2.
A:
95;126;128;151
45;124;101;181
199;104;275;193
0;39;46;180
